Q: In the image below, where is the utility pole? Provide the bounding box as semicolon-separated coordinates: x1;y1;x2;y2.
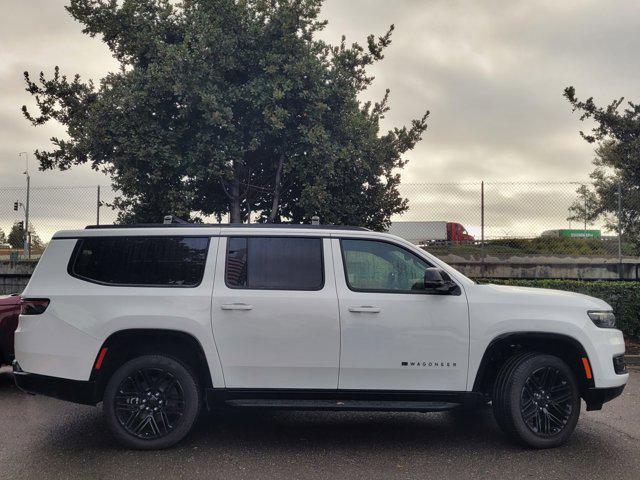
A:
480;181;485;277
96;185;101;225
18;152;30;258
617;182;623;279
584;187;588;231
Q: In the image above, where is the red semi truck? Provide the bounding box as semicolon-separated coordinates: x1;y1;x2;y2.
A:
388;221;475;244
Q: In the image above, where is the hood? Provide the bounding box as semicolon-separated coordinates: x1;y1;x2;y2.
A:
478;283;611;310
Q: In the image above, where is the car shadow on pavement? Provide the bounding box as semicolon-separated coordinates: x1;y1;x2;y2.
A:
193;406;505;448
187;405;567;453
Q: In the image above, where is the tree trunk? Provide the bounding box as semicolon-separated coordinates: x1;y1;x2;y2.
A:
230;162;242;223
267;154;284;223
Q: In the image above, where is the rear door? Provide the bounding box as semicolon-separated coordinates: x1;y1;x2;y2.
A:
211;234;340;389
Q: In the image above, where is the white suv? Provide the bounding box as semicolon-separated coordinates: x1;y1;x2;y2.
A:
13;224;627;449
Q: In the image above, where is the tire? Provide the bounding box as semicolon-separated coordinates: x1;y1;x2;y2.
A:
492;351;537;431
103;355;201;450
492;353;581;449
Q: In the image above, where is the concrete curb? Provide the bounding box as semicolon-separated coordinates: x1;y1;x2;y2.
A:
625;355;640;366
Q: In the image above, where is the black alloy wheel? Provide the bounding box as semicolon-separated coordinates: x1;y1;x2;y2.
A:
520;366;574;437
104;355;200;449
492;352;581;448
114;368;186;439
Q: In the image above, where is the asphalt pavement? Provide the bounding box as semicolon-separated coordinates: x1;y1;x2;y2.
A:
0;366;638;480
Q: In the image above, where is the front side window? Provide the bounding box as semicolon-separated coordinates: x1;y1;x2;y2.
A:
225;237;323;290
69;236;209;287
341;239;432;293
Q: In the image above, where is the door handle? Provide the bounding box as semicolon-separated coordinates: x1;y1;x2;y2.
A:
348;306;381;313
221;303;253;311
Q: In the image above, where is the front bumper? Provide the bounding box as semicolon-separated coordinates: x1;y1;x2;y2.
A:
584;325;628;389
13;360;98;406
584;384;626;411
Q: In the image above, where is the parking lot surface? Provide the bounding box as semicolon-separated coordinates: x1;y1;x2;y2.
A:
0;366;638;480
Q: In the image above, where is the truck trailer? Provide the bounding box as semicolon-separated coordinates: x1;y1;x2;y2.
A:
388;221;475;244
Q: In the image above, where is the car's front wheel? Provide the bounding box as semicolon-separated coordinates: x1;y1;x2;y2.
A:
103;354;201;449
493;352;581;448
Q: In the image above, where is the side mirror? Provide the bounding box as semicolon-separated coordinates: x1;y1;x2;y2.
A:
424;268;445;289
423;268;457;294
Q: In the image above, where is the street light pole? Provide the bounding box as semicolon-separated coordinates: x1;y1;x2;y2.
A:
481;181;485;277
96;185;101;226
19;152;30;257
617;182;623;279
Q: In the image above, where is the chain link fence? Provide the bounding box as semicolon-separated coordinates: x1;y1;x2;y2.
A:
0;185;118;260
395;181;628;261
0;181;632;264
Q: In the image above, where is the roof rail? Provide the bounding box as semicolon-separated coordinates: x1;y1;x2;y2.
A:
84;223;370;231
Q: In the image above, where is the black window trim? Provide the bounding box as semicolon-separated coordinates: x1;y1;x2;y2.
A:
339;238;461;295
67;236;211;288
223;235;326;292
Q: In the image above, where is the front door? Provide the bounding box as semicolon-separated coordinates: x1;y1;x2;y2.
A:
211;234;340;389
333;237;469;391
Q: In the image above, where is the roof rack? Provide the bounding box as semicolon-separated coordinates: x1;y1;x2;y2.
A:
85;223;370;231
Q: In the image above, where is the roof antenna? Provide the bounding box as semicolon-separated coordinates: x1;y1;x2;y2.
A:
163;215;188;224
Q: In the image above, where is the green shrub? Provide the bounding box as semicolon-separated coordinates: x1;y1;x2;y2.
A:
476;279;640;338
426;237;636;257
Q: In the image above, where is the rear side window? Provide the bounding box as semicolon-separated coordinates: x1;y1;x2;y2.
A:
69;236;209;287
225;237;323;290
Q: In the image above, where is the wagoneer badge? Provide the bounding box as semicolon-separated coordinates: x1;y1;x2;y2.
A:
401;361;457;368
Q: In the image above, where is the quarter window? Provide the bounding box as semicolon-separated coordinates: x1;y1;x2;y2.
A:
225;237;323;290
341;239;432;293
69;236;209;287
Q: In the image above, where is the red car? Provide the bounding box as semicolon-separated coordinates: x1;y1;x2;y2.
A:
0;294;21;366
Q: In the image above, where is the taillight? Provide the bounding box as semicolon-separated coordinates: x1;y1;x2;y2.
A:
20;298;50;315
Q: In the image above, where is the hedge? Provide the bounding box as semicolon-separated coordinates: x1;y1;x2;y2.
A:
426;237;637;257
477;279;640;338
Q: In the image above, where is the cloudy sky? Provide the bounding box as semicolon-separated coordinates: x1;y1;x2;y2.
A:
1;0;639;238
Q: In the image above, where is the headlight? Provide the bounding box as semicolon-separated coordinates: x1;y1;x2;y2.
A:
588;310;616;328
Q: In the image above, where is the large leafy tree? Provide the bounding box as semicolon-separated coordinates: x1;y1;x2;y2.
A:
22;0;428;229
564;87;640;247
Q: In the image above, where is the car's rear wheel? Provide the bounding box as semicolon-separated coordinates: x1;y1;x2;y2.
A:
493;352;581;448
103;355;201;449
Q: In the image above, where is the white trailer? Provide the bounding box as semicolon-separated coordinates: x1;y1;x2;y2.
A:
387;221;449;244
